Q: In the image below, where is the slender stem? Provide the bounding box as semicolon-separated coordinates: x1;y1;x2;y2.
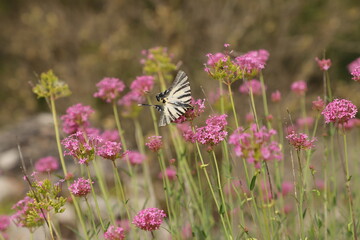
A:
85;197;100;240
296;150;304;239
227;83;239;128
146;96;160;136
49;96;89;240
112;161;131;220
325;71;332;101
46;212;55;240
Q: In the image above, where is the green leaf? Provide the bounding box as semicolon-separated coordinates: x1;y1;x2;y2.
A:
250;175;257;191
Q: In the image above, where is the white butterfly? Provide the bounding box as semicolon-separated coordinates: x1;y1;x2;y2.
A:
140;70;192;126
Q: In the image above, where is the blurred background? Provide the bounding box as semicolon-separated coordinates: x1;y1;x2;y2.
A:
0;0;359;127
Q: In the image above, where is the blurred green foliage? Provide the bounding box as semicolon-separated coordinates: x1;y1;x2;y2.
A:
0;0;359;126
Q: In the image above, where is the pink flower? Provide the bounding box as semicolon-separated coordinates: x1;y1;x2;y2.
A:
239;79;263;96
271;90;281;102
195;115;228;147
322;99;358;124
130;75;154;96
174;98;206;123
343;118;360;131
235;49;269;73
181;223;192;239
286;131;316;150
69;178;92;197
158;166;177;181
351;66;360;82
296;117;314;129
94;77;125;103
229;124;283;168
61;103;94;134
117;219;130;232
177;123;196;143
281;182;294;196
11;196;44;228
206;53;226;66
62;131;102;165
101;130;120;142
98;141;124;161
312;96;325;111
315;57;332;71
315;179;325;190
118;91;141;107
34;156;59;173
145;136;163;152
104;225;125;240
132;208;167;231
348;57;360;73
0;215;10;231
291;81;307;96
245;112;254;123
126;151;146;165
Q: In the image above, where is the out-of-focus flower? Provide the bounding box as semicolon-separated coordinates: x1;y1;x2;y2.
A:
34;156;59;173
315;57;332;71
296;117;314;129
315;179;325;190
158;166;177;181
181;223;192;239
348;57;360;73
125;151;146;165
130;75;155;96
312;96;325;111
343;118;360;131
11;196;44;229
132;208;166;231
291;81;307;96
177;123;196;143
286;131;316;150
32;70;71;100
117;219;130;232
350;66;360;82
281;182;294;197
229;124;283;168
271;90;281;102
101;130;120;142
195;115;228;148
0;215;10;231
245;112;254;123
69;178;92;197
145;136;163;152
239;79;263;96
94;77;125;103
322;99;357;124
61;103;94;134
104;225;125;240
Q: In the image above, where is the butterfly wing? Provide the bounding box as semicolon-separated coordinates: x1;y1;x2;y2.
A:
159;102;192;126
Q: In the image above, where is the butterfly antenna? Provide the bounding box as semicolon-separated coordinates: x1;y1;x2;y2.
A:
200;85;215;114
138;103;153;107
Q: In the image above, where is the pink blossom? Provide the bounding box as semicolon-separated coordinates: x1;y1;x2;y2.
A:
117;219;130;232
315;57;332;71
104;225;125;240
343;118;360;131
229;124;283;168
177;123;196;143
206;53;226;66
296;117;314;129
286;131;316;150
235;49;269;73
322;99;357;124
118;91;141;107
284;204;293;214
130;75;154;96
0;215;10;231
69;178;92;197
312;96;325;111
34;156;59;173
126;151;146;165
158;166;177;181
348;57;360;73
94;77;125;103
208;88;227;104
239;79;263;96
11;196;44;228
101;130;120;142
315;179;325;190
98;141;124;161
351;66;360;82
281;182;294;196
181;223;192;239
132;208;167;231
224;43;230;48
195;115;228;147
174;98;206;123
271;90;281;102
145;136;163;152
245;112;254;123
61;103;94;134
291;81;307;96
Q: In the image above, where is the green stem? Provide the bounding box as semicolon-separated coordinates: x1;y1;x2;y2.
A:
112;161;131;220
227;83;239;128
296;150;304;239
85;197;100;240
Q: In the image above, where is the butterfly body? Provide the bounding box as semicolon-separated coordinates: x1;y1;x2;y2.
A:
140;70;192;126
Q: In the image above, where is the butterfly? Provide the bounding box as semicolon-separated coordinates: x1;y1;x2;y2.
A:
139;70;193;126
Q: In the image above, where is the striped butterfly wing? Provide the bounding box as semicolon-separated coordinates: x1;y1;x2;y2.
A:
158;71;192;126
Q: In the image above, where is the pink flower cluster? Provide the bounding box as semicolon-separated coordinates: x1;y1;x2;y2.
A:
94;77;125;103
281;181;294;196
61;103;94;134
97;141;123;161
0;215;10;231
174;98;206;123
62;131;102;164
101;130;120;142
296;117;314;129
11;196;43;228
34;156;59;173
291;81;307;96
104;225;125;240
315;57;332;71
195;114;228;147
132;208;166;231
348;57;360;82
158;166;177;181
119;75;155;107
125;151;146;165
206;52;226;66
69;178;92;197
177;123;196;143
239;79;263;96
322;99;357;124
145;136;163;152
271;90;281;102
229;124;283;168
235;49;269;73
286;131;316;150
343;118;360;131
312;96;325;111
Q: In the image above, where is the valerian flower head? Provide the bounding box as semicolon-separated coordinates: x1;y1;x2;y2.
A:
312;96;325;111
291;81;307;96
145;136;163;152
315;57;332;71
104;225;125;240
286;131;316;150
94;77;125;103
125;151;146;165
229;124;283;168
158;166;177;181
130;75;155;97
322;99;357;124
239;79;263;96
174;98;206;123
132;208;167;231
0;215;10;231
34;156;59;173
32;70;71;99
195;114;228;148
100;130;120;142
61;103;95;134
348;58;360;82
69;178;92;197
234;49;269;77
205;52;242;84
97;141;124;161
271;90;281;102
177;123;196;143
